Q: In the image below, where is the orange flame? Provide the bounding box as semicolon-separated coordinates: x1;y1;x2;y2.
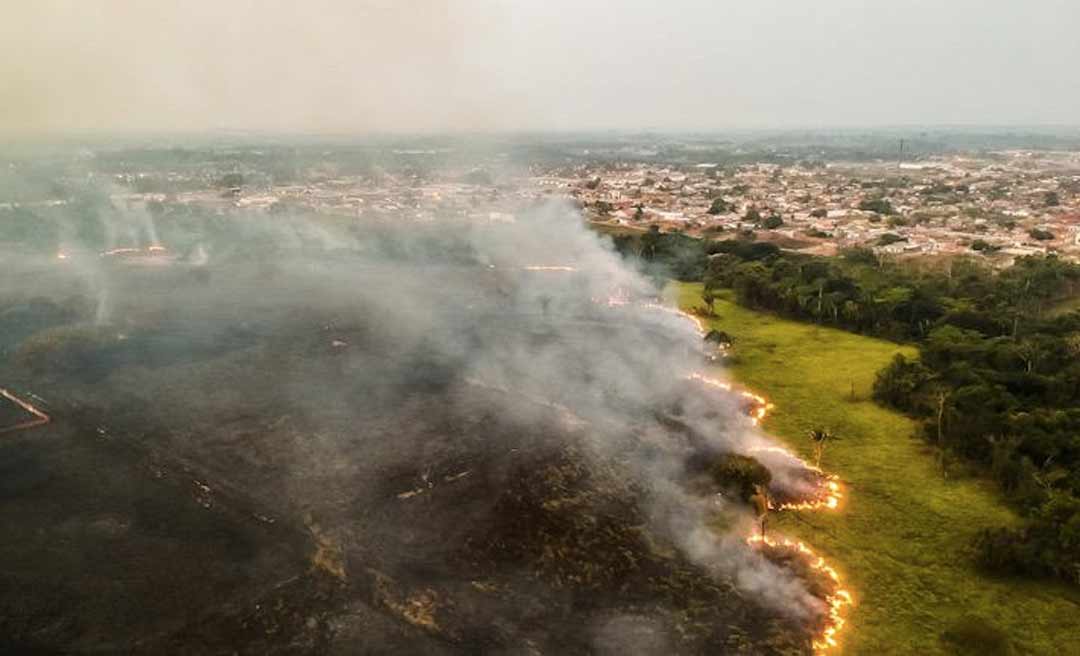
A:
686;372;774;426
747;532;853;652
522;265;576;272
100;247;143;257
685;368;850;649
0;388;51;434
665;297;854;650
100;245;169;257
745;445;844;512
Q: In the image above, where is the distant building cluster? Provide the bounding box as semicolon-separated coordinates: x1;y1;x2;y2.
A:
561;151;1080;265
16;147;1075;267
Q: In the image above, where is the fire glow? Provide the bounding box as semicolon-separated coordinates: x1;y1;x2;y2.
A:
746;445;844;512
0;388;51;434
747;533;853;652
522;265;576;272
673;307;851;652
737;407;849;650
686;372;773;426
100;245;169;257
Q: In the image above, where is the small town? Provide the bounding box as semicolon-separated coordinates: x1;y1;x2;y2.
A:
566;151;1080;264
10;146;1077;268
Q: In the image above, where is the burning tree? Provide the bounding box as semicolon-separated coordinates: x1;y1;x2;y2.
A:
808;427;835;469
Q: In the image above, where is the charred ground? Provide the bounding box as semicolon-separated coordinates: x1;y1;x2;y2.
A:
0;217;825;654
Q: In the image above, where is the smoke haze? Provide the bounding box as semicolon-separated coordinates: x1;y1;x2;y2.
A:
4;0;1079;136
1;183;834;651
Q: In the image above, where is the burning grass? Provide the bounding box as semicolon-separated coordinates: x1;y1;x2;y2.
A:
0;388;50;434
0;266;837;654
668;304;852;653
676;282;1080;655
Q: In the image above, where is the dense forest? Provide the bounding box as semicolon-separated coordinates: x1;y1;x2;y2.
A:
613;227;1080;585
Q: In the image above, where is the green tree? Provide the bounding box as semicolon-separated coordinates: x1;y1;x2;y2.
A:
640;224;662;260
859;198;894;215
707;197;730;215
701;288;716;315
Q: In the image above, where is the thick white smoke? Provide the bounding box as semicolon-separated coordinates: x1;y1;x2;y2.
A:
1;192;824;630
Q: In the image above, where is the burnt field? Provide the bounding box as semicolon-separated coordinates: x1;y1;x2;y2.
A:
0;210;835;654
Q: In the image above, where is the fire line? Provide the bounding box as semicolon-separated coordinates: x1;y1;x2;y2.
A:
0;388;51;434
674;306;854;654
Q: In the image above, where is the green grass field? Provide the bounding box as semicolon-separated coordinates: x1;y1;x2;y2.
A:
673;283;1080;655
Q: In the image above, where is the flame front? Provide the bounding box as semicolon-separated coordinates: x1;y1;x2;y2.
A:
522;265;576;272
101;245;169;257
747;533;854;651
686;372;774;426
674;307;852;653
0;388;51;434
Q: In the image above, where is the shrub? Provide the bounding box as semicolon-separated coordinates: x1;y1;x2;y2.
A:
707;198;731;215
708;454;771;502
940;615;1010;655
858;198;894;215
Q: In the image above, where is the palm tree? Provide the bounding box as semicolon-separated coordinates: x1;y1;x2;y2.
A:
808;427;835;469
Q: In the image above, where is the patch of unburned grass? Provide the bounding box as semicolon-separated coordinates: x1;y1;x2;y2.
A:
673;282;1080;655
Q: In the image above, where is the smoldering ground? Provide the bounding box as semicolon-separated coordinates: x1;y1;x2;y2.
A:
0;195;828;653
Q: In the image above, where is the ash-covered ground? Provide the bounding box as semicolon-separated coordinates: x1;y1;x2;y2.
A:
0;203;829;654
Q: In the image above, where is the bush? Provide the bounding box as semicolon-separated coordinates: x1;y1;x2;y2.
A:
704;329;733;346
707;197;730;215
762;214;784;229
859;198;894;215
975;494;1080;584
872;354;932;412
877;233;906;246
708;454;771;502
940;615;1010;655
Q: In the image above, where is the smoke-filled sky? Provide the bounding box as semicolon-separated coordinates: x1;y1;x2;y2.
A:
3;0;1078;136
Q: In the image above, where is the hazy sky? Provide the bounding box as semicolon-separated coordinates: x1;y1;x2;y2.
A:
3;0;1078;135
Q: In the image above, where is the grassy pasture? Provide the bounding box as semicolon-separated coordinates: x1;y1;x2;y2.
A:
674;282;1080;655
